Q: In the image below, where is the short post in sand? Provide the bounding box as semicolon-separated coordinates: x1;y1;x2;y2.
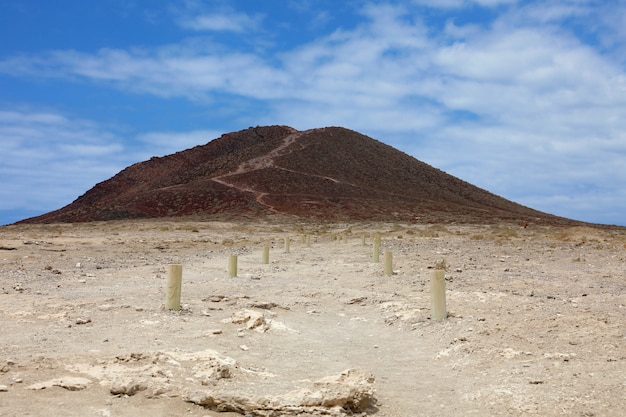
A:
165;264;182;311
384;251;393;276
284;236;290;253
229;254;238;278
306;235;311;247
262;246;270;264
372;235;381;263
431;270;447;320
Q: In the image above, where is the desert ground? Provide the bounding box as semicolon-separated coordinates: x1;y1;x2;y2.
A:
0;219;624;416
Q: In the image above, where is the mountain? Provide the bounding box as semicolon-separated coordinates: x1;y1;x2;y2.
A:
18;125;579;225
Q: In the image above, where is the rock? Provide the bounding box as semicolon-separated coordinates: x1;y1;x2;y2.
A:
205;295;226;302
193;359;237;383
249;301;279;309
544;352;576;362
344;296;367;305
145;386;171;398
184;368;375;416
500;348;522;359
0;385;8;392
1;361;14;374
169;349;238;384
109;377;148;396
184;391;268;414
231;309;268;332
27;376;92;391
280;368;376;412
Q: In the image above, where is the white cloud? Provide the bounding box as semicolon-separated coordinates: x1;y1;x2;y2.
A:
411;0;519;8
172;0;264;33
516;3;591;23
0;109;221;216
18;47;289;101
0;109;130;211
179;11;263;32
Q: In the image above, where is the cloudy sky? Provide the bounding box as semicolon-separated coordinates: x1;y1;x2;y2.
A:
1;0;625;226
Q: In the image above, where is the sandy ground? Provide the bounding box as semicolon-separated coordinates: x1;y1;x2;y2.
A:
0;219;624;417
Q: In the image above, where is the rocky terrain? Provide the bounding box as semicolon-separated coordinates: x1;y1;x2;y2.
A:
18;126;581;226
1;219;624;416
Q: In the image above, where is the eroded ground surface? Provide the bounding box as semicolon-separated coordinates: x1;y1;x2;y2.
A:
1;220;625;416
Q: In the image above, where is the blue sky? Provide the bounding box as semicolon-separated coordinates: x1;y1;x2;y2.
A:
1;0;625;226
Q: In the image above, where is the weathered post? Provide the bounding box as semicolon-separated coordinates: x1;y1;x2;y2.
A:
165;264;182;311
306;235;311;247
284;236;290;253
372;235;381;263
262;246;270;264
431;270;447;320
229;254;238;277
384;251;393;276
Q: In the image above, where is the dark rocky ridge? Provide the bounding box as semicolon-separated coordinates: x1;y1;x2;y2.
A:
19;125;580;225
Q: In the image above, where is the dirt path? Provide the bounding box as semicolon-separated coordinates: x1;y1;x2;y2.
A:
211;132;306;210
209;129;410;214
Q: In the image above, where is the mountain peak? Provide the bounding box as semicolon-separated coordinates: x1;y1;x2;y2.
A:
19;126;578;225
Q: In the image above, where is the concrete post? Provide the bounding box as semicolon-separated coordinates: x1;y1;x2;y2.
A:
229;254;238;277
431;270;447;320
384;251;393;276
372;235;381;263
262;246;270;264
165;264;182;311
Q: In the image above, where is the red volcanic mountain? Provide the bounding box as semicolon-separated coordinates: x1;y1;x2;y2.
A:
19;125;577;225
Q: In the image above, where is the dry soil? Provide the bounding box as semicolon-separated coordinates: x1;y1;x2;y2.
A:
0;220;624;416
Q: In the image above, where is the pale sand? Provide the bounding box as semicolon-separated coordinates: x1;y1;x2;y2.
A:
0;220;624;416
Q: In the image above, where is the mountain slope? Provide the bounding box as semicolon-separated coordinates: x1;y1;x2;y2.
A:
19;126;578;225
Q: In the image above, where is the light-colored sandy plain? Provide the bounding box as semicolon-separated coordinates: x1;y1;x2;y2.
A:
1;220;624;416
